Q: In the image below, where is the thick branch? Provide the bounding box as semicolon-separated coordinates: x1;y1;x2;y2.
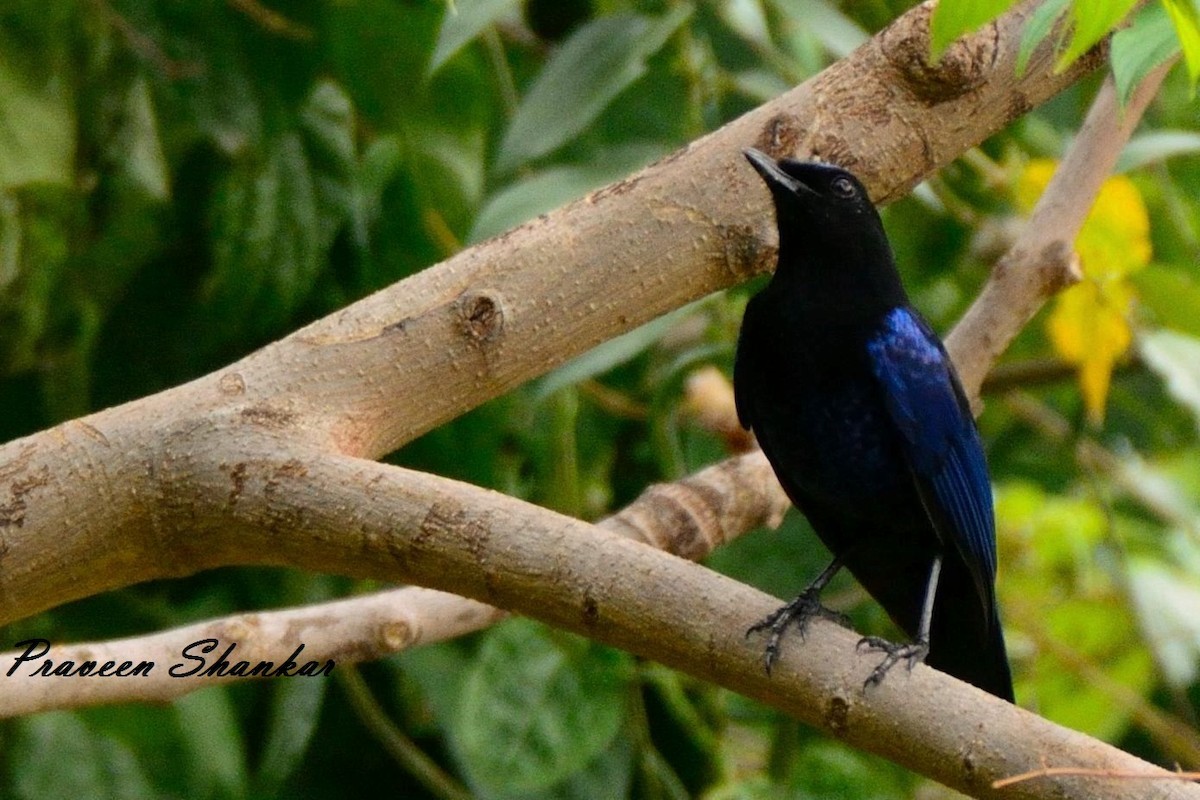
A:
207;0;1104;460
179;454;1200;800
6;430;1186;794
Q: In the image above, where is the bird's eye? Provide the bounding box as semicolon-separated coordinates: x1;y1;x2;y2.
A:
831;176;856;198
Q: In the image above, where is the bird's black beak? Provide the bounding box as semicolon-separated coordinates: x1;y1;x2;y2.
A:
743;148;815;198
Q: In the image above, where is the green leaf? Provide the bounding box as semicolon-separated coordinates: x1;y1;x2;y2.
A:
1118;130;1200;170
350;134;405;248
717;0;770;46
397;639;473;726
0;49;74;189
540;733;635;800
495;7;691;173
0;191;20;292
404;108;488;220
471;142;666;243
1057;0;1138;70
789;740;910;799
1129;555;1200;688
205;80;356;340
298;79;358;247
729;69;793;103
0;190;72;375
454;619;631;794
109;75;170;200
12;713;156;800
173;689;249;798
766;0;867;60
431;0;522;74
255;678;328;795
1036;597;1154;739
533;300;703;402
1164;0;1200;88
207;133;321;329
1140;329;1200;427
929;0;1018;61
1132;264;1200;336
1112;3;1181;106
1016;0;1070;76
322;0;442;126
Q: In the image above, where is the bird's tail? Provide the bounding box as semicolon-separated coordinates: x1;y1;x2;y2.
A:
851;549;1014;702
927;601;1013;703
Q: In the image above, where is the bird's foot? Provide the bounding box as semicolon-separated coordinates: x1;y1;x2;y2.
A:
856;636;929;690
746;589;850;675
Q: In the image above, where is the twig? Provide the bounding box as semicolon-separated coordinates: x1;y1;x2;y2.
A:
227;0;314;40
339;666;472;800
994;765;1199;790
982;356;1141;394
89;0;201;79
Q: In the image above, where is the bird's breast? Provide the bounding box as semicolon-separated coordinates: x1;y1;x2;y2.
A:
755;357;913;514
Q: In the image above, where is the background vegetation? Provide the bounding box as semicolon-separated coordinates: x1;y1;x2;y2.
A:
1;0;1200;797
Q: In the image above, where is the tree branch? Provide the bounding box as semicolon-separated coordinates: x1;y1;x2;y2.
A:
0;451;787;716
946;62;1173;398
115;452;1200;799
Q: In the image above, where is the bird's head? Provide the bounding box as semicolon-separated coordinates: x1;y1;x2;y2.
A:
742;148;893;270
741;148;902;306
743;148;874;224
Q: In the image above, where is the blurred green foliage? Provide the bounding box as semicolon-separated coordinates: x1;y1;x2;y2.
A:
2;0;1200;798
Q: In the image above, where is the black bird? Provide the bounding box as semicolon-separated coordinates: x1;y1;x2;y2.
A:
734;149;1013;702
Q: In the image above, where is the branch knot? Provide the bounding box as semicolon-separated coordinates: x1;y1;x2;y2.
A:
880;1;998;104
456;289;506;345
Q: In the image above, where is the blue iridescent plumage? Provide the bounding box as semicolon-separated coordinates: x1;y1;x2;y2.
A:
867;307;997;618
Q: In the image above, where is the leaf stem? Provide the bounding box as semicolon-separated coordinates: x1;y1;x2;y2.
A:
338;666;472;800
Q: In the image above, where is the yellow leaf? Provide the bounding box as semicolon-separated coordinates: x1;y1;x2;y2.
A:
1016;159;1151;423
1047;281;1135;424
1014;159;1057;213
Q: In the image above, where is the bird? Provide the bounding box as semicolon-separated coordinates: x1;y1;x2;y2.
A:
733;148;1013;702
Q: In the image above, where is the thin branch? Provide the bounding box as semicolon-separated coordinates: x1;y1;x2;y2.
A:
982;356;1142;394
89;0;202;78
946;61;1174;400
227;0;314;40
995;766;1200;791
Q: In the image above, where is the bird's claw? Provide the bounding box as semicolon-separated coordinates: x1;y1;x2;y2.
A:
746;589;850;674
856;636;929;689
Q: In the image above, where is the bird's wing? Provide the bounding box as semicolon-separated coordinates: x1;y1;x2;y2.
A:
733;294;763;431
866;307;996;618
